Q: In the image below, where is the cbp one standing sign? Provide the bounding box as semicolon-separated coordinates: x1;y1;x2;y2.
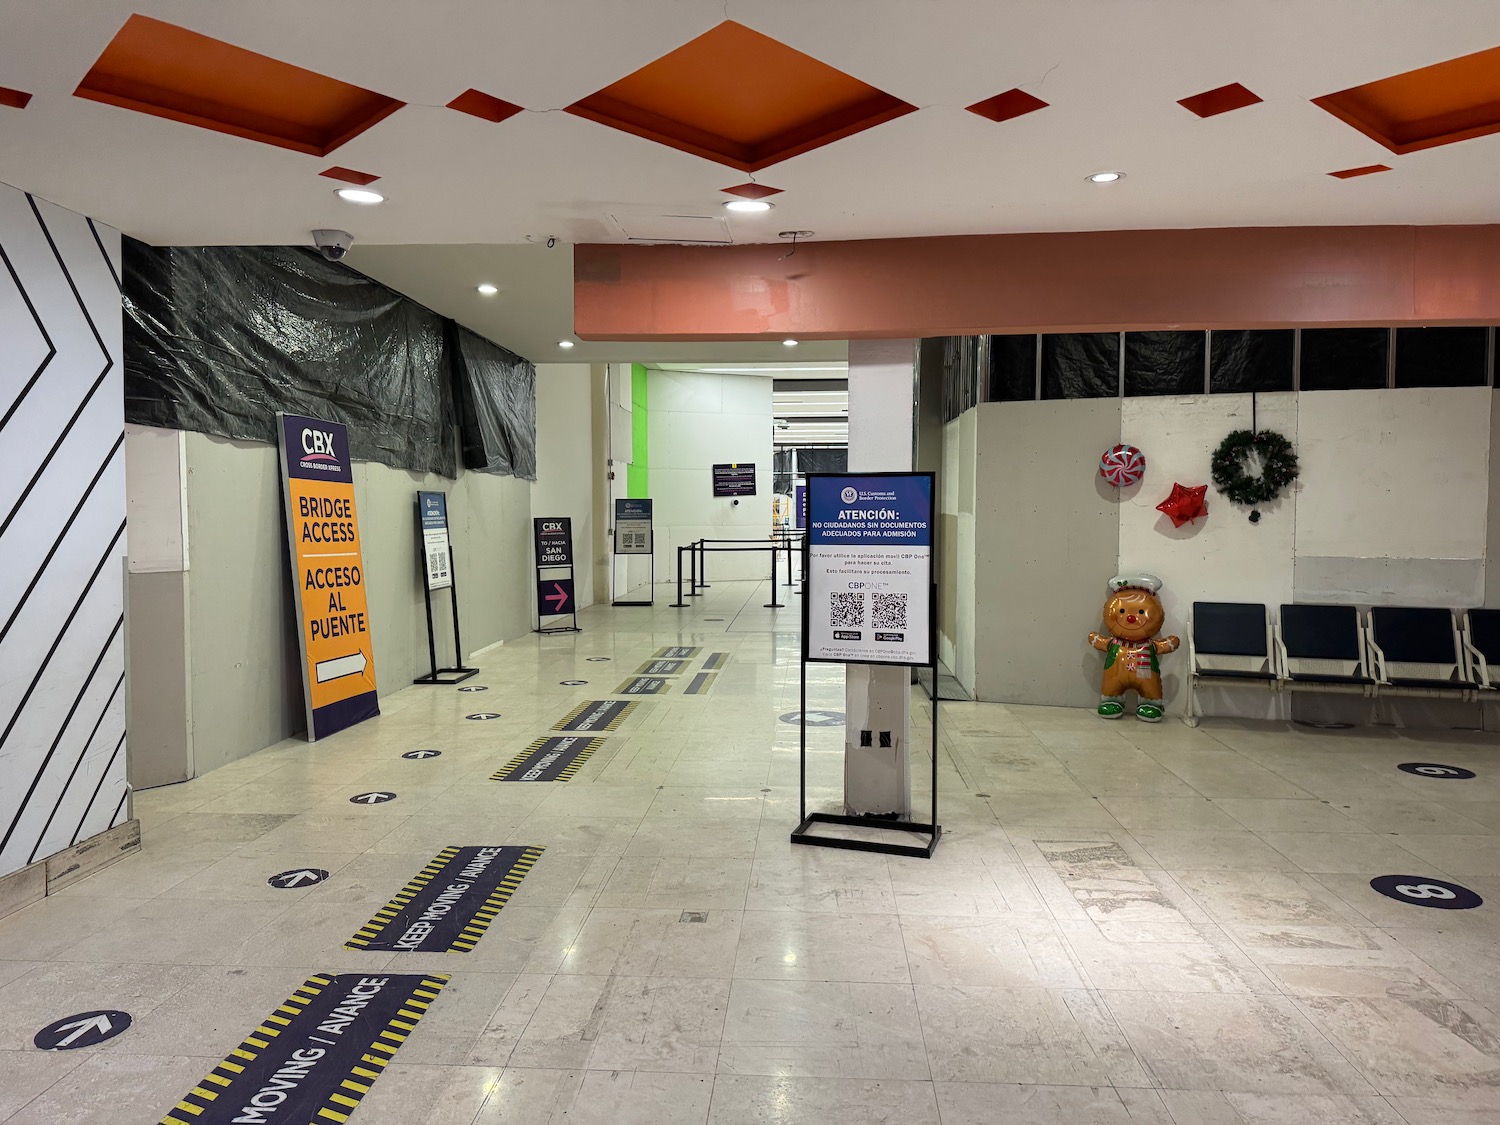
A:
805;473;934;667
278;413;380;740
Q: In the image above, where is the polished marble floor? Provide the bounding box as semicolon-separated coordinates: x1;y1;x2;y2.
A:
3;580;1500;1123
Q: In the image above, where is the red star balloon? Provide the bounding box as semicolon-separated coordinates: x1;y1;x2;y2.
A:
1156;482;1209;527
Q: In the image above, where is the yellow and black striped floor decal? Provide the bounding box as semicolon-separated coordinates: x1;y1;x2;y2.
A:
683;671;718;695
345;845;543;952
160;973;448;1125
552;699;638;732
491;736;606;782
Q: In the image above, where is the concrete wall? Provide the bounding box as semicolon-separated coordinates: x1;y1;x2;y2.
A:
958;387;1500;717
938;414;976;695
647;369;773;582
533;362;597;610
177;432;534;775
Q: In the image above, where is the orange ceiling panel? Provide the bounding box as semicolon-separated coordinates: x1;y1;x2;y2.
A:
74;14;404;156
566;21;916;172
966;89;1048;124
1313;44;1500;154
0;86;32;109
320;167;380;185
722;183;783;199
1178;82;1262;118
447;89;524;124
1329;164;1391;179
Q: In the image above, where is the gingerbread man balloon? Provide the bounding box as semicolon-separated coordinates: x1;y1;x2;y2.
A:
1087;574;1180;722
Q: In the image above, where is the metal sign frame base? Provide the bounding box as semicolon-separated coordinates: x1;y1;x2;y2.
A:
414;665;479;685
791;812;942;859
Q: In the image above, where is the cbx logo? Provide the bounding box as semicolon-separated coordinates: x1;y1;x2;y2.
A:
300;428;338;463
840;487;858;503
542;522;563;531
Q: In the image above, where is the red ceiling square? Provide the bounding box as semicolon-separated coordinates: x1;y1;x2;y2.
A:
1328;164;1391;179
447;89;524;124
722;183;783;199
320;167;380;185
0;86;32;109
1178;82;1262;118
1314;44;1500;154
74;14;404;156
966;88;1048;124
565;21;916;172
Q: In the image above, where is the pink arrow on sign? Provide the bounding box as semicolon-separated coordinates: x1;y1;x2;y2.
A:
545;583;569;611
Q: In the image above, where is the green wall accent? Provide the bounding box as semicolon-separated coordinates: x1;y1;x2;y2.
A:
628;362;649;498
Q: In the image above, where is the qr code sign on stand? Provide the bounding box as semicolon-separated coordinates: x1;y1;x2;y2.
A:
871;593;907;630
829;592;864;628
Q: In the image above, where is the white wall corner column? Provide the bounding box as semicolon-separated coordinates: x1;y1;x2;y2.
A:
844;340;917;817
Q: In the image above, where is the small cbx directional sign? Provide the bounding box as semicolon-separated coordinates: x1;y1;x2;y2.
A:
492;736;607;782
347;845;544;952
553;699;638;732
268;868;329;889
160;973;447;1125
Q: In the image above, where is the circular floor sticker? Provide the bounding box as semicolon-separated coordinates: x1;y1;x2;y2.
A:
457;685;489;692
1397;763;1475;779
349;791;397;805
586;657;610;662
1370;875;1482;910
34;1010;132;1051
402;750;442;760
268;868;329;889
560;680;588;686
466;712;502;720
780;710;845;726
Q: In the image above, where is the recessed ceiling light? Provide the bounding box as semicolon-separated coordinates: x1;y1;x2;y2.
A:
1086;171;1124;184
723;200;773;212
783;339;798;347
558;340;575;349
335;187;384;204
476;283;498;295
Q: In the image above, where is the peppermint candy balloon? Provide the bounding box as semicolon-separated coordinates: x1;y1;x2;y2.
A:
1099;444;1146;487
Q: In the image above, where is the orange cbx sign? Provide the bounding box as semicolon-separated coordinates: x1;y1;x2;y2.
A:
278;413;379;741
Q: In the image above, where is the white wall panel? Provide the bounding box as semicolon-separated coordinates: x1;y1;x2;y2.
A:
534;363;596;609
0;183;126;877
1296;388;1491;561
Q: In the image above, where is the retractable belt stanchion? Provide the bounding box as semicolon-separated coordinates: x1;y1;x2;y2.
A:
688;538;700;597
669;545;690;608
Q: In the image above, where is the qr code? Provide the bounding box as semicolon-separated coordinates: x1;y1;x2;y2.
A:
871;593;908;630
829;592;865;628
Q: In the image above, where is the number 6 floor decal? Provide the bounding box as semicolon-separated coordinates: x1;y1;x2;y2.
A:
1370;875;1483;910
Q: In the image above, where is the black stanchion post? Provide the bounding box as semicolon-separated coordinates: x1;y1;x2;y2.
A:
688;538;700;597
764;543;782;608
698;539;710;588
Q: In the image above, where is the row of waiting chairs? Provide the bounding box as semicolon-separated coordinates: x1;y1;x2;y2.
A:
1186;602;1500;720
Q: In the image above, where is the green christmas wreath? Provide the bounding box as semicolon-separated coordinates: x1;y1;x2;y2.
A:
1211;429;1299;507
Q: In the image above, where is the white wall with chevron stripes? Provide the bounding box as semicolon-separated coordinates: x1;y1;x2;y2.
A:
0;180;126;879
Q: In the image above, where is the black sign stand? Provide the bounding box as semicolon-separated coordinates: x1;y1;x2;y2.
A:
413;505;477;685
790;473;941;859
534;518;582;634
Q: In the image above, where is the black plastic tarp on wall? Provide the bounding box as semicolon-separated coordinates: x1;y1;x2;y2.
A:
123;239;538;480
449;322;537;480
124;240;457;476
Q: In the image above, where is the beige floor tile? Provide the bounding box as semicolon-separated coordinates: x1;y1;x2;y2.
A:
719;978;929;1079
735;910;910;983
936;1082;1172;1124
711;1074;940;1124
901;914;1082;988
4;1053;214;1125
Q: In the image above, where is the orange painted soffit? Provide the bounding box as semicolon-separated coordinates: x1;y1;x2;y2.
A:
1313;43;1500;154
722;183;783;199
0;86;32;109
966;88;1048;123
1329;164;1391;179
74;14;404;156
320;167;380;185
1178;82;1262;118
565;21;916;172
447;89;524;124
